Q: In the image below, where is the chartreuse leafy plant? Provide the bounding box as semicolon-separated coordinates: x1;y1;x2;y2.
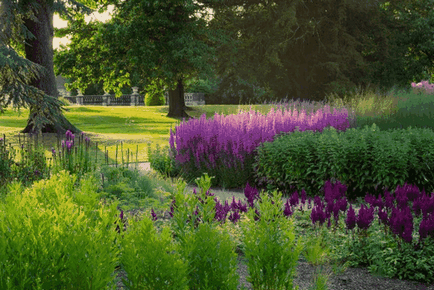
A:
0;170;122;289
117;215;191;289
239;189;305;290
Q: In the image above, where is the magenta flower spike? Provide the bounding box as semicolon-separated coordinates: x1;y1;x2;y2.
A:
151;209;157;221
284;201;293;217
356;204;375;230
66;141;73;152
345;205;357;231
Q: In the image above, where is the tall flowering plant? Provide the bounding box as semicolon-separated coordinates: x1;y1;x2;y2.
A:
51;130;95;181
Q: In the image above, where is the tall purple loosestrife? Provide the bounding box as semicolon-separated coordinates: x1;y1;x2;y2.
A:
168;105;352;186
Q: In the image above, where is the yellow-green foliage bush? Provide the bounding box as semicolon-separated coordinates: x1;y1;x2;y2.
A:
145;91;165;106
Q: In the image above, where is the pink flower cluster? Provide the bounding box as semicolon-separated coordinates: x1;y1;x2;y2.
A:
411;80;434;95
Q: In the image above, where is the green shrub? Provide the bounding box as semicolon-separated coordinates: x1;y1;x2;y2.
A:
144;78;166;106
145;91;165;106
58;96;72;106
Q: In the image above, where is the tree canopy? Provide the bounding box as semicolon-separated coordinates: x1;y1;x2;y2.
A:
200;0;434;105
53;0;434;108
54;0;233;99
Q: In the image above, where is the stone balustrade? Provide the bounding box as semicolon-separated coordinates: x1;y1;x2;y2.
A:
63;87;205;106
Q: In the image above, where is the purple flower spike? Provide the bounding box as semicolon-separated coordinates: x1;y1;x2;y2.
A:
230;196;239;211
284;201;293;217
61;140;65;148
301;189;307;205
289;192;299;207
120;210;124;220
356;204;375;230
419;215;434;242
67;140;73;151
229;211;241;224
151;209;157;221
345;205;357;231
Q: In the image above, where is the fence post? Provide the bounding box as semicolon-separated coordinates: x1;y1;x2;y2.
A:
103;90;110;106
131;87;140;106
77;89;83;105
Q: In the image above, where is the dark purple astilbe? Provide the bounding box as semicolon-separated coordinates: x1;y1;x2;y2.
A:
243;182;260;208
311;202;327;228
356;204;375;230
151;209;157;221
284;200;293;217
345;205;357;231
289;191;299;207
228;211;241;224
419;214;434;243
415;193;434;220
389;205;414;244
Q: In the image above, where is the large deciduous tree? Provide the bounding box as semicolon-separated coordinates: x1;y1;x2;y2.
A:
55;0;234;120
200;0;434;105
0;0;105;135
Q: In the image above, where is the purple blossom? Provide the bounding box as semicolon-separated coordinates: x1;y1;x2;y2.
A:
66;140;73;152
289;192;299;207
356;204;375;230
151;209;157;221
284;200;293;217
345;205;357;231
419;215;434;243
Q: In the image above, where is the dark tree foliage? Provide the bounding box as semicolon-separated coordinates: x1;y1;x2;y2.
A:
200;0;434;105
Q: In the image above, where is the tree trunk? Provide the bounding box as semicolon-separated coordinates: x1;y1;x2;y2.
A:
167;76;192;120
21;0;81;135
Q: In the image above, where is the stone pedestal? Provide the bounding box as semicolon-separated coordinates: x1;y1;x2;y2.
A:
77;90;83;106
103;91;111;106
